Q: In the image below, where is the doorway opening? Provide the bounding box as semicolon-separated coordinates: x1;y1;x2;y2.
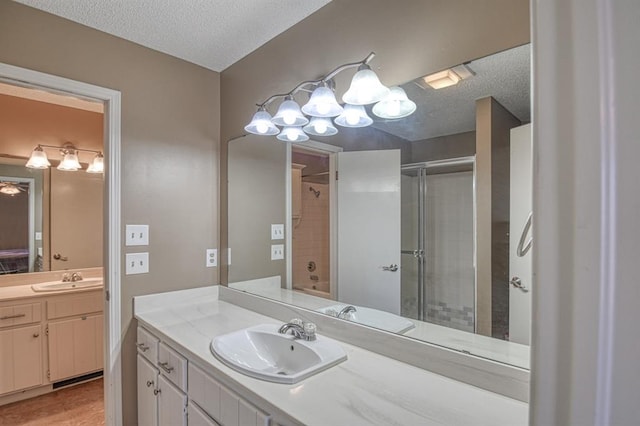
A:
0;62;121;424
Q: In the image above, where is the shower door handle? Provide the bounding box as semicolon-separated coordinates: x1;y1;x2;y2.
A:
381;264;398;272
516;212;533;257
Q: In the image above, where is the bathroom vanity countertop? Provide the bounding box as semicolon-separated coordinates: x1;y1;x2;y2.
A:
229;283;530;369
134;286;528;426
0;282;103;302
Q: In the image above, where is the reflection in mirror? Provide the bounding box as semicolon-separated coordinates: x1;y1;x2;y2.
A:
0;82;104;277
228;44;531;369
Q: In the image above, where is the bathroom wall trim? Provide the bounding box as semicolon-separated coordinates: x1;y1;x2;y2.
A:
0;62;122;425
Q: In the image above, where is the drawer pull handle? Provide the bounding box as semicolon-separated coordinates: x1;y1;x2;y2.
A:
153;388;161;395
159;362;174;373
136;343;149;352
146;380;154;388
1;314;27;320
33;333;40;338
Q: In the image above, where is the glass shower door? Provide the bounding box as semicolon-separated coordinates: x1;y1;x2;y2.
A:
400;167;424;321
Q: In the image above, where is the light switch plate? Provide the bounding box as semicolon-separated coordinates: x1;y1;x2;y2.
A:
126;252;149;275
271;224;285;240
271;244;284;260
126;225;149;246
206;248;217;267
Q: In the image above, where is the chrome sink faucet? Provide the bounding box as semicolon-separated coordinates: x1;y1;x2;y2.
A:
337;305;357;319
278;319;317;341
62;272;83;282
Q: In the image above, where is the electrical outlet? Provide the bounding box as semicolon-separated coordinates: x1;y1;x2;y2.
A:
206;248;217;267
271;244;284;260
125;225;149;246
126;252;149;275
271;224;285;240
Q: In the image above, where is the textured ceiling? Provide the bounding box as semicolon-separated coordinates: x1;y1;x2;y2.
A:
14;0;331;72
372;44;531;142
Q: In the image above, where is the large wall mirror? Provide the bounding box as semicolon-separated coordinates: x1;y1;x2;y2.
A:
0;82;104;278
228;41;532;369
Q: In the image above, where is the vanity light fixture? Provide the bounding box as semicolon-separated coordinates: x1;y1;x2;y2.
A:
244;107;280;135
372;86;417;119
303;117;338;136
301;82;344;118
271;96;309;127
422;64;475;90
244;52;410;141
334;104;373;128
25;143;104;173
342;64;390;105
276;126;309;143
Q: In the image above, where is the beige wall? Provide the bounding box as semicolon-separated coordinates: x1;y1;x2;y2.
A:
220;0;530;281
0;2;220;423
411;131;477;163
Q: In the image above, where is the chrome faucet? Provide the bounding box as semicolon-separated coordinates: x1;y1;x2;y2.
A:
337;305;357;319
278;319;317;341
62;272;83;282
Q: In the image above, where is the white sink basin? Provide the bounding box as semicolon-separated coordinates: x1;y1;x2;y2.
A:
31;278;103;292
318;304;415;334
210;323;347;384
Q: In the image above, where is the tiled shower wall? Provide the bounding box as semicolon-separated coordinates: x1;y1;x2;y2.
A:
292;182;330;293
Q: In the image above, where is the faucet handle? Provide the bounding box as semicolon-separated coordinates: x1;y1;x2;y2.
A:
303;322;316;338
289;318;303;327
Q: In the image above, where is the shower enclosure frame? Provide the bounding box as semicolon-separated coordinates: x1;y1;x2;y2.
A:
401;156;477;328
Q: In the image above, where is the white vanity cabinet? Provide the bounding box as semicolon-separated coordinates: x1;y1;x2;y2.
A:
46;291;103;382
136;327;187;426
136;325;272;426
0;301;43;395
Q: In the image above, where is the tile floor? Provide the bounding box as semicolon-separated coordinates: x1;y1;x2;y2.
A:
0;378;104;426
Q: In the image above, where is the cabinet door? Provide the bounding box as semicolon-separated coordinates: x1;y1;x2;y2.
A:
188;402;220;426
158;374;186;426
0;325;43;395
48;314;101;381
137;355;158;426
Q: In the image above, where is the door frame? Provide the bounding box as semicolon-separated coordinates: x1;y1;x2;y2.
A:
0;62;122;425
287;140;341;298
0;175;36;272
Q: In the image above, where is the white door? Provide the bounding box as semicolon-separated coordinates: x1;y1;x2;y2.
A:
337;150;401;314
509;124;533;344
137;355;158;426
158;374;187;426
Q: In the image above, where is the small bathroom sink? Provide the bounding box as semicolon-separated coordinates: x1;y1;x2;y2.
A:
318;304;415;334
31;278;103;292
210;323;347;384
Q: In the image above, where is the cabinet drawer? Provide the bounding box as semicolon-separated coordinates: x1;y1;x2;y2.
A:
158;342;187;392
136;327;159;364
0;302;41;328
47;292;102;319
188;363;221;422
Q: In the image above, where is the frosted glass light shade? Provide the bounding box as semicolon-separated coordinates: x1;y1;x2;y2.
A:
301;86;344;117
372;86;417;119
276;126;309;142
0;183;21;195
303;117;338;136
25;147;51;169
272;97;309;127
57;152;82;171
245;109;280;135
87;153;104;173
342;65;390;105
334;104;373;128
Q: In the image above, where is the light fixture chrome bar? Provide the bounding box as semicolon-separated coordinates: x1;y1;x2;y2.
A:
256;52;376;108
35;143;102;155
